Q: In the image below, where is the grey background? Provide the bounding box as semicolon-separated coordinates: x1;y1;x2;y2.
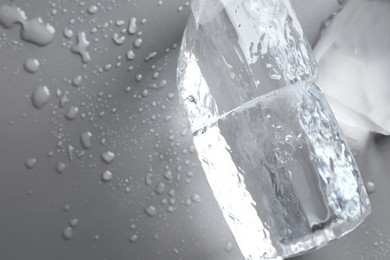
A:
0;0;388;259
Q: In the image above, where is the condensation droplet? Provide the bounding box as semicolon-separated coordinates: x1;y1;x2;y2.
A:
32;85;50;109
21;17;56;46
144;51;157;62
225;242;233;252
25;158;37;169
154;182;166;195
101;170;113;182
24;58;40;73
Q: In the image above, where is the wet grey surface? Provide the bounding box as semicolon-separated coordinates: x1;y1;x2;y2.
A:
0;0;388;259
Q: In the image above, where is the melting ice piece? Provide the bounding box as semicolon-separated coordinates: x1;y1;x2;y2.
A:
178;0;371;259
315;0;390;136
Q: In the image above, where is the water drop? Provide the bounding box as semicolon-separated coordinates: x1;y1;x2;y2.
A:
32;85;50;109
65;106;79;120
141;89;148;97
56;162;66;173
158;1;163;6
72;75;82;87
154;182;166;194
191;193;201;203
128;17;137;35
25;158;37;169
69;218;79;227
0;5;26;29
87;5;98;14
67;145;75;161
63;204;70;212
163;170;173;180
21;17;56;46
225;242;233;252
71;31;91;63
112;33;125;45
101;170;113;182
24;58;40;73
101;151;115;164
80;131;93;149
365;181;376;194
126;50;135;61
134;38;143;48
62;226;73;240
145;173;153;186
177;6;184;12
63;27;73;38
144;51;157;62
59;91;69;108
135;74;143;82
144;205;157;217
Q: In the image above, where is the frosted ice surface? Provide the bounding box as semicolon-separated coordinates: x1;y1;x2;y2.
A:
315;0;390;136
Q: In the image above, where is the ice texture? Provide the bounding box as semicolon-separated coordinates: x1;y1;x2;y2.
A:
177;0;371;259
315;0;390;136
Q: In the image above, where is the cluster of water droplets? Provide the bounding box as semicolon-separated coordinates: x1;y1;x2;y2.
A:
0;1;231;258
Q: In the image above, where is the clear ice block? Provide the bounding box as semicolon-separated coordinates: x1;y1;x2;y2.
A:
177;0;371;259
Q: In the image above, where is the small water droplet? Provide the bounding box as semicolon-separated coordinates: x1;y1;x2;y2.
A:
32;85;50;109
65;106;79;120
177;6;184;12
87;5;98;14
72;75;82;87
63;27;73;38
144;205;157;217
135;74;143;82
145;173;153;186
173;248;180;254
62;226;73;240
225;242;233;252
69;218;79;227
63;204;70;212
101;170;113;182
80;131;93;149
101;151;115;164
25;158;37;169
128;17;137;35
191;194;201;203
129;234;138;243
163;170;173;180
126;50;135;61
365;181;376;194
67;145;75;161
112;33;125;45
154;182;166;195
134;38;143;48
24;58;40;73
144;51;157;62
56;162;66;173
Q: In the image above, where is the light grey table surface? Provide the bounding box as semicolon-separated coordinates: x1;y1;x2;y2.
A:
0;0;388;259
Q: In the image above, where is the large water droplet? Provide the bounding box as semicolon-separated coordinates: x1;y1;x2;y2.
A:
87;5;98;14
112;33;125;45
71;32;91;63
24;58;40;73
0;5;26;29
126;50;135;61
72;75;82;87
21;17;56;46
80;132;93;149
32;85;50;109
134;38;143;48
